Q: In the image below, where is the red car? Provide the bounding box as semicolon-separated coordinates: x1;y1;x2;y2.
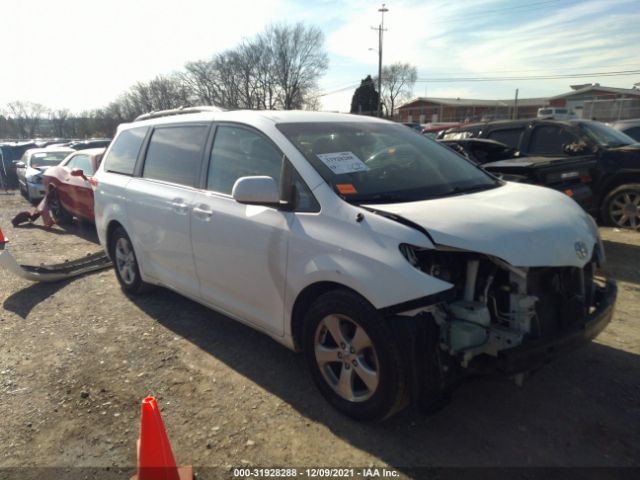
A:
43;148;105;224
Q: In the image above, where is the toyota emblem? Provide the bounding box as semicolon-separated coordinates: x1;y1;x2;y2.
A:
575;241;589;260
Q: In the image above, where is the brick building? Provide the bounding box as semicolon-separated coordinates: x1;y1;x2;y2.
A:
396;97;546;124
396;84;640;125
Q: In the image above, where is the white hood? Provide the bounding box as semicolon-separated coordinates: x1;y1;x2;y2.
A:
367;182;598;268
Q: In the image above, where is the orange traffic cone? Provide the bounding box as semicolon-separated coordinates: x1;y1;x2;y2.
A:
131;396;192;480
0;228;7;247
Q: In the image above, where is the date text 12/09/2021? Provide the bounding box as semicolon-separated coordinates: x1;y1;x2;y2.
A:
232;467;400;478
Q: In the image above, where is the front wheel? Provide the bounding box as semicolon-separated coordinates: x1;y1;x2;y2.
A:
602;184;640;230
48;189;73;225
302;290;408;421
109;227;153;294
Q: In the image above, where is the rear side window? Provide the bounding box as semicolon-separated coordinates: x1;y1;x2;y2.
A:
487;128;524;149
143;125;208;187
104;127;148;175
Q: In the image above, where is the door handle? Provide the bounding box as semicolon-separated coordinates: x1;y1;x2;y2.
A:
193;205;213;220
171;199;190;214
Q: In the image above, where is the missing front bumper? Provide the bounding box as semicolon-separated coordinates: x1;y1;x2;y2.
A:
475;279;617;375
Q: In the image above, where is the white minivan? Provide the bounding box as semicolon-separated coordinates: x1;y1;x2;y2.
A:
94;108;616;420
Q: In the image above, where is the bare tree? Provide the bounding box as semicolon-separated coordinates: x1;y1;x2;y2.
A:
6;101;48;138
379;63;417;118
179;23;327;111
50;109;70;137
265;23;328;110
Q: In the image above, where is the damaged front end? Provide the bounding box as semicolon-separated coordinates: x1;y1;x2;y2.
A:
394;243;616;394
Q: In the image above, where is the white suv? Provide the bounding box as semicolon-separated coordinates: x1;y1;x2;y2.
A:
94;107;616;420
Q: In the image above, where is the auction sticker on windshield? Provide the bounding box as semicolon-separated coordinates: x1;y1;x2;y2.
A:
316;151;369;175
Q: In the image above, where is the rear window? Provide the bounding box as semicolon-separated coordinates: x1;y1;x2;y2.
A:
30;151;70;168
486;128;524;149
143;125;209;187
104;127;148;175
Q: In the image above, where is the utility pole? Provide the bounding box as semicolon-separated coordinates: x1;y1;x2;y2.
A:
513;88;519;120
372;4;388;117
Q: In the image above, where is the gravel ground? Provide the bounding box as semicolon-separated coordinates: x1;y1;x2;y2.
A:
0;190;639;479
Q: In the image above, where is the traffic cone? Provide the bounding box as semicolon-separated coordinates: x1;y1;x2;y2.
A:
0;228;7;247
131;396;192;480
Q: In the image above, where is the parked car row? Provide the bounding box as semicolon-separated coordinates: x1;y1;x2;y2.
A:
437;118;640;229
1;138;110;189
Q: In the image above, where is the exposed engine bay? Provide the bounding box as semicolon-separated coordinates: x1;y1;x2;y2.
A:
399;244;603;369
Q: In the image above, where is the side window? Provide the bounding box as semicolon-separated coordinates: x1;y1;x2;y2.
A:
529;125;579;155
292;170;320;213
143;125;208;187
207;125;283;194
104;127;148;175
67;154;93;175
487;128;524;149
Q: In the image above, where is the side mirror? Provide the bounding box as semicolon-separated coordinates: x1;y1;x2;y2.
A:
70;168;88;180
232;176;280;206
14;161;26;169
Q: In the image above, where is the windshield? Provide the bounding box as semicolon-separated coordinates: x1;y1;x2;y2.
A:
277;121;499;204
29;151;70;168
579;121;636;148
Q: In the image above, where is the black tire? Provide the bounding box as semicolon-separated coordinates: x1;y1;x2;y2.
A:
302;290;408;421
48;189;73;225
109;227;153;294
601;183;640;230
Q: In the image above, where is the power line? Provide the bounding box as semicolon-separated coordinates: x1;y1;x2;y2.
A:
423;63;640;76
317;69;640;97
413;69;640;83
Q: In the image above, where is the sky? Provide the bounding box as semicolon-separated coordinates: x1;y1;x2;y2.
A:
1;0;639;114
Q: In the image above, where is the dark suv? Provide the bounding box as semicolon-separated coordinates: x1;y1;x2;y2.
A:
439;119;640;229
0;142;38;187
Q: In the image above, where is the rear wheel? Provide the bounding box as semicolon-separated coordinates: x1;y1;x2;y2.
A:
48;189;73;225
602;184;640;230
109;227;153;294
303;290;408;421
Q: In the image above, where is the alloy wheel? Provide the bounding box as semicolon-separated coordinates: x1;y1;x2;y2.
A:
314;314;379;402
114;237;137;286
609;191;640;229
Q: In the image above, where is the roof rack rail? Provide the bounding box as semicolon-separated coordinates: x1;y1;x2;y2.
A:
134;105;225;122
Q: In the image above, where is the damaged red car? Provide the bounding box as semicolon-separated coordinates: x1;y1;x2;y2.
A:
43;148;105;224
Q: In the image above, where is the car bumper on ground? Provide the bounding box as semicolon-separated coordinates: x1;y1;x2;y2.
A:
488;279;617;374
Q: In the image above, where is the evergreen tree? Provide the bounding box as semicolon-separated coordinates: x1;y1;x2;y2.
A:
350;75;379;115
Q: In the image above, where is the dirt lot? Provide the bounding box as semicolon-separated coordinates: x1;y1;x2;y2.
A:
0;190;639;479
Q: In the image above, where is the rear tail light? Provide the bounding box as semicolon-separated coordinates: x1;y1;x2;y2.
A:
564;188;574;197
580;175;592;183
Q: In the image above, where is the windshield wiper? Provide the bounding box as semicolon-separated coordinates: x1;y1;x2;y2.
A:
346;193;409;205
451;183;498;194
